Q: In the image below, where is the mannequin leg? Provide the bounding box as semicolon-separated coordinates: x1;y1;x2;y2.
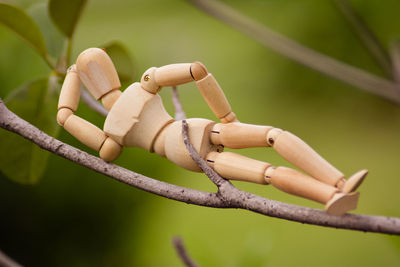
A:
210;122;367;192
206;151;359;215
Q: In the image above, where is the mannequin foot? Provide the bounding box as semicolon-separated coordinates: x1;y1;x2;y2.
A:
325;192;359;215
337;169;368;193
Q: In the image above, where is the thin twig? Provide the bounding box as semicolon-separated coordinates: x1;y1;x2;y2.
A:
333;0;392;77
80;88;108;116
172;237;199;267
0;250;23;267
172;86;187;120
188;0;400;104
182;120;228;188
1;99;400;234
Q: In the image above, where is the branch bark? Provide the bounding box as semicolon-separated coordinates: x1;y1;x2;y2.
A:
1;98;400;235
172;86;187;120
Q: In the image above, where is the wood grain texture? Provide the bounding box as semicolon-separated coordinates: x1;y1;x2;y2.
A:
164;118;217;171
190;62;208;80
56;108;73;126
76;48;121;100
64;114;106;151
58;65;81;111
220;111;238;123
206;151;270;184
155;63;193;86
266;166;338;204
101;89;122;111
211;122;272;148
104;83;173;150
140;67;160;93
196;73;232;119
270;130;345;186
99;137;123;162
325;192;359;215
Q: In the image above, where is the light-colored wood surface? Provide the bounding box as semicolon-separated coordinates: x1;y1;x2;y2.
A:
343;169;368;193
220;111;238;123
76;48;121;100
154;63;193;86
56;108;73;126
125;94;174;151
153;124;169;157
104;82;174;150
190;62;208;80
266;166;338;204
140;67;160;93
57;51;366;213
325;192;359;215
58;65;81;112
140;62;208;94
64;114;107;151
99;137;123;162
164;119;217;171
101;89;122;111
196;73;233;120
206;151;270;185
210;122;273;148
269;129;345;186
104;83;152;144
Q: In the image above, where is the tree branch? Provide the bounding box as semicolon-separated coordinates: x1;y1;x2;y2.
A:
172;86;187;120
333;0;393;78
181;120;228;189
1;98;400;235
172;237;199;267
0;250;23;267
188;0;400;104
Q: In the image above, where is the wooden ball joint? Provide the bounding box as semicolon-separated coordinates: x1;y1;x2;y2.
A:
58;48;368;215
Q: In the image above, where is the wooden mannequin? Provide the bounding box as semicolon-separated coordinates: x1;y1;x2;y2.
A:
57;48;368;215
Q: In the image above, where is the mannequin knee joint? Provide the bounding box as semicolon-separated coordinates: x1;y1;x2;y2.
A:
266;128;283;146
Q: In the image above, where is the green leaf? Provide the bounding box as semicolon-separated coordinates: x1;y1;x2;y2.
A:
0;2;48;59
48;0;87;38
103;41;135;83
0;76;61;184
28;2;64;59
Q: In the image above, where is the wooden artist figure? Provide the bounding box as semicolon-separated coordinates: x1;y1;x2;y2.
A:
57;48;368;215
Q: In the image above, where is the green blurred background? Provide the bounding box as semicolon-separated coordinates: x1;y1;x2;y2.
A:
1;0;400;266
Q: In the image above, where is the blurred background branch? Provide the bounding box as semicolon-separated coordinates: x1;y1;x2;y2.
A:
332;0;392;78
188;0;400;104
80;88;108;116
172;237;199;267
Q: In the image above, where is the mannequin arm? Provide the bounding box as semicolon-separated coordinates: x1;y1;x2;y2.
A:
57;65;122;161
140;62;238;123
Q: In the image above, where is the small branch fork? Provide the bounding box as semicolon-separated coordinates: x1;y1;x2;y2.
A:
1;97;400;235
